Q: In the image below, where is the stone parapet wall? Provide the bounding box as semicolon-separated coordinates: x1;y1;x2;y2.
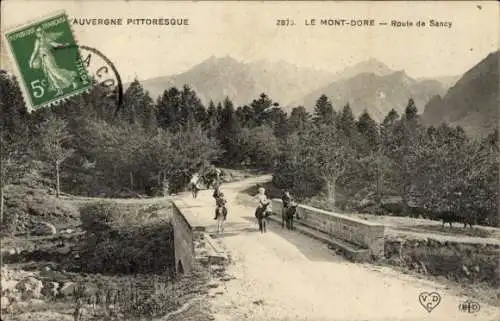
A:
271;199;385;258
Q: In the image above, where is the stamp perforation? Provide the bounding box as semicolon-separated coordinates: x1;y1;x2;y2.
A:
2;10;92;112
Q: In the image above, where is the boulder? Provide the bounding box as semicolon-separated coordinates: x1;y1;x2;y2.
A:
59;282;77;297
15;276;44;300
42;281;59;298
2;280;19;294
1;295;10;309
31;222;57;236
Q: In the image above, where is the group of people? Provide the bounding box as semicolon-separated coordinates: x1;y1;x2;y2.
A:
254;187;298;233
189;169;227;233
188;170;299;234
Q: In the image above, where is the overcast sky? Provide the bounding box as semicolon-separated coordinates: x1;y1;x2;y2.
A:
2;1;498;83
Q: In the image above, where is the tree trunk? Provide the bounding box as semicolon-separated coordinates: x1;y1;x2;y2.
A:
376;155;384;203
56;162;61;198
0;154;3;228
129;171;133;190
326;179;336;204
0;185;4;229
402;184;411;216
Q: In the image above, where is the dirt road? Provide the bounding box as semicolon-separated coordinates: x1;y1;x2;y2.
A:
177;176;498;321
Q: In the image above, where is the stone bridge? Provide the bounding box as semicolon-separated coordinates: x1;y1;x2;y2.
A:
169;175;499;321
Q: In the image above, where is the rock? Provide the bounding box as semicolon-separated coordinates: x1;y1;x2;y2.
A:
15;276;44;300
59;282;77;297
42;281;59;298
1;295;10;308
2;280;19;293
220;275;234;282
462;265;471;277
31;222;57;236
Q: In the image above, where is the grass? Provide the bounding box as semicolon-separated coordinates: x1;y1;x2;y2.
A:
78;201;175;275
2;184;80;235
2;196;212;321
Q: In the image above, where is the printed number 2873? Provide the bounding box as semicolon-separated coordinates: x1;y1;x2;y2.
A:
277;19;295;26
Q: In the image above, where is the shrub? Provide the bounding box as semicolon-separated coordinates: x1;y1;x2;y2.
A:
79;201;175;275
2;183;79;234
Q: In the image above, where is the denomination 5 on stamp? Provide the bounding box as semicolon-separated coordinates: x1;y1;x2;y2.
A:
3;11;91;111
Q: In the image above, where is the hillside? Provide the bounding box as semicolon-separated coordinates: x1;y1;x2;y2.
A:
417;75;461;91
422;51;499;138
134;56;334;107
328;58;395;82
296;70;445;121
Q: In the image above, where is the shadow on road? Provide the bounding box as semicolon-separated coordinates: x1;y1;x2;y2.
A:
241;216;345;263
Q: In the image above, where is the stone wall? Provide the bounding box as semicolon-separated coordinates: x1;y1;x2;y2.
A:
271;199;385;258
171;201;206;275
385;235;500;286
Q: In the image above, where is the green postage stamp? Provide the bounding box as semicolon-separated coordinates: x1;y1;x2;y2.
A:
3;11;91;111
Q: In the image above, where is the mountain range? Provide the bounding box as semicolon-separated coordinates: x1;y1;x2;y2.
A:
294;69;447;121
421;50;499;138
130;53;496;134
135;56;335;107
132;57;454;120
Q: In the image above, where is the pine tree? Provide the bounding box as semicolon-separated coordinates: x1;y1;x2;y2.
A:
217;97;242;164
37;115;75;197
313;95;335;125
121;79;156;130
156;87;181;132
404;98;418;121
0;71;30;230
357;110;380;152
235;105;256;128
206;100;219;138
288;106;310;133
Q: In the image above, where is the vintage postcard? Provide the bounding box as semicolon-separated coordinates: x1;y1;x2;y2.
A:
1;1;499;321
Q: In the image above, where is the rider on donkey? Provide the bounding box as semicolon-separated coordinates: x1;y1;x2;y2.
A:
281;190;298;230
214;191;228;233
281;190;293;228
254;187;272;233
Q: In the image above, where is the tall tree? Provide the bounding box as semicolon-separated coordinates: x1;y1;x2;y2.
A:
288;106;310;133
235;105;256;128
0;72;30;230
313;95;335;125
250;93;276;126
357;109;380;153
303;125;353;203
385;102;425;211
404;98;418;121
217;97;242;163
37;115;75;197
156;87;181;132
206;100;219;139
179;85;206;127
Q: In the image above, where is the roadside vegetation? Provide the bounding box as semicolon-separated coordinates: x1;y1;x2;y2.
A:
1;69;498;320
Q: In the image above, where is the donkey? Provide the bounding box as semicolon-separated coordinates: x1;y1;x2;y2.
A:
255;202;271;233
284;202;298;230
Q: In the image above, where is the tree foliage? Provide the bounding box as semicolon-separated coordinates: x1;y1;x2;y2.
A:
0;71;497;227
